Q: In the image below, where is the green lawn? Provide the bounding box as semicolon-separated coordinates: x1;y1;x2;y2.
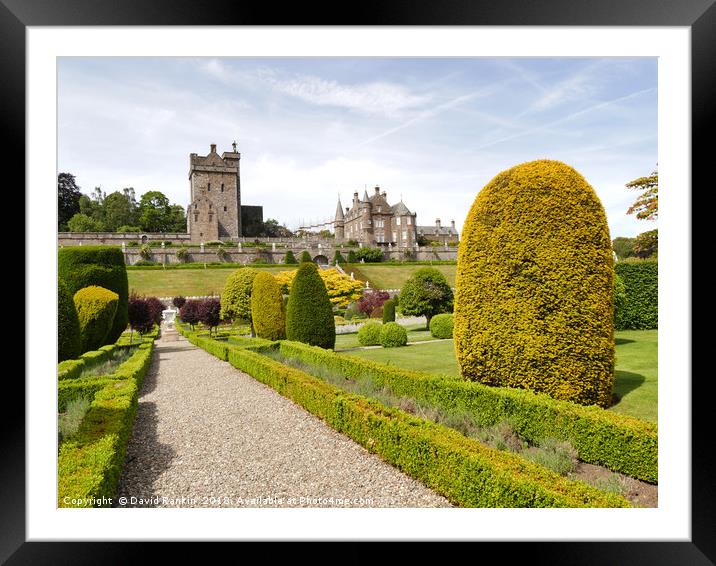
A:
127;266;288;297
335;328;441;350
338;329;657;423
344;264;455;290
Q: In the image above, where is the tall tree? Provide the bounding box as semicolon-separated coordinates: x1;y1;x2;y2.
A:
138;190;172;232
626;169;658;221
612;237;636;260
57;173;82;230
167;204;187;233
634;229;658;259
103;189;139;232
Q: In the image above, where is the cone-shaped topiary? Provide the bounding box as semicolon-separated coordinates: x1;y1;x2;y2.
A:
251;272;286;341
454;159;615;407
333;250;345;264
382;298;396;323
58;277;81;361
220;268;258;329
429;313;454;339
286;262;336;349
58;246;129;344
73;286;119;353
284;250;298;264
300;250;313;263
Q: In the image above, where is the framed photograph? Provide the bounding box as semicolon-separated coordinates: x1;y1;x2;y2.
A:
10;0;705;561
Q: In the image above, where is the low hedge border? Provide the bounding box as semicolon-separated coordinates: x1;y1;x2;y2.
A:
59;344;125;381
221;345;628;507
176;323;275;359
278;341;658;484
57;339;155;507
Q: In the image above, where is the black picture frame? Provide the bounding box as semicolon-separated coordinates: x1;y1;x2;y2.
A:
8;0;705;562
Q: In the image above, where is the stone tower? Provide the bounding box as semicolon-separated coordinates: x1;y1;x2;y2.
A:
188;143;241;241
334;196;345;241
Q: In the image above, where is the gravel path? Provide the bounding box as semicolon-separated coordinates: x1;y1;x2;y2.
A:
116;331;451;508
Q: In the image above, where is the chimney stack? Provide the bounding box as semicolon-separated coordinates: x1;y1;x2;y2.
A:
381;191;387;198
435;219;441;229
210;144;217;153
375;185;380;194
451;220;456;229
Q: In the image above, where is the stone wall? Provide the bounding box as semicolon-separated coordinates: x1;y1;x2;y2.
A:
58;232;191;246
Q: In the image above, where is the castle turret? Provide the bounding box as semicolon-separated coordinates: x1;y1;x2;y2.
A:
334;196;345;241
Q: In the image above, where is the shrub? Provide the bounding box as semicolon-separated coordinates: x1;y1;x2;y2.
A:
175;247;190;263
614;260;657;329
284;250;298;264
116;225;141;233
614;273;627;326
399;267;453;329
274;267;363;309
354;247;384;263
380;322;408;348
429;313;454;339
356;290;390;316
197;297;221;335
455;160;614;408
172;296;186;309
145;296;165;325
251;272;286;341
357;321;383;346
347;250;357;263
58;277;81;362
58;246;129;344
382;298;396;323
179;299;201;329
220;268;258;327
333;250;345;264
127;294;154;343
73;286;119;353
217;245;230;262
285;262;336;349
300;250;313;263
139;244;152;261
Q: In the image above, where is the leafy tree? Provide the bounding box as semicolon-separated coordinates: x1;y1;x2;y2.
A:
167;204;187;232
103;189;138;232
58;173;82;230
355;247;383;263
179;299;201;330
220;268;259;334
274;267;363;308
356;290;390;315
128;294;154;344
399;267;453;329
145;297;165;325
612;237;636;260
260;218;293;237
138;191;172;232
172;296;186;309
347;250;357;263
333;250;345;264
318;229;334;239
626;169;658;220
117;225;142;233
67;213;104;232
634;229;658;259
197;298;222;336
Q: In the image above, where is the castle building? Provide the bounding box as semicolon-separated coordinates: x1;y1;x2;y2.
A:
417;219;459;245
334;185;418;247
187;143;263;242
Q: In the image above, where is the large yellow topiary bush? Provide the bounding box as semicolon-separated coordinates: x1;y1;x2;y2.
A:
250;272;286;341
73;285;119;353
454;160;615;407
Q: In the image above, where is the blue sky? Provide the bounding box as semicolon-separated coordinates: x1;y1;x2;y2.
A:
58;57;657;237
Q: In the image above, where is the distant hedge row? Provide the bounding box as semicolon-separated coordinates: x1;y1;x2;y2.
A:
614;260;658;330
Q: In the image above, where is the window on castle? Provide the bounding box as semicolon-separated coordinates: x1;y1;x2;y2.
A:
392;231;397;241
402;231;408;241
396;217;401;226
224;206;227;211
207;183;211;191
407;217;412;225
194;214;199;222
221;183;224;192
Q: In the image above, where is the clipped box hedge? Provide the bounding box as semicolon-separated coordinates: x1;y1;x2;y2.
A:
222;345;628;508
278;341;658;483
57;340;155;508
615;260;658;330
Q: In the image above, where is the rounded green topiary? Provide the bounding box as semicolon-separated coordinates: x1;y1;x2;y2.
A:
58;246;129;344
382;299;396;323
379;322;408;348
357;321;383;346
285;262;336;349
429;313;454;339
398;267;453;329
251;272;286;341
58;277;81;362
73;286;119;353
284;250;298;265
454;159;615;407
220;268;258;325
